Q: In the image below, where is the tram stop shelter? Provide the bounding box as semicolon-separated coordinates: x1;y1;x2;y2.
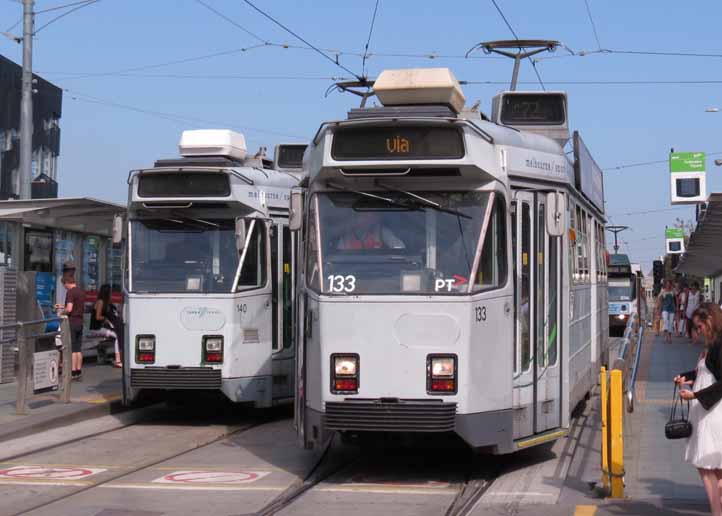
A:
676;192;722;301
0;197;126;383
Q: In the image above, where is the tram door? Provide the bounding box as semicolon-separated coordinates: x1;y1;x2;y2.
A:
512;192;562;439
271;224;295;401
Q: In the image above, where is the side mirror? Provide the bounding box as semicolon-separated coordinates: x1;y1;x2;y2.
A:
112;214;124;244
289;189;304;231
545;191;566;236
235;217;246;253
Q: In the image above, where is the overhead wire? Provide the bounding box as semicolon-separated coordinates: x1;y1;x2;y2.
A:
35;0;99;15
34;0;101;35
361;0;380;78
582;0;602;50
489;0;546;90
241;0;363;81
55;88;307;140
41;45;268;80
193;0;267;44
602;151;722;172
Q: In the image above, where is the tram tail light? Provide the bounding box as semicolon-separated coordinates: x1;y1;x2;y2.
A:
203;336;224;363
136;335;156;363
331;354;359;394
427;355;457;394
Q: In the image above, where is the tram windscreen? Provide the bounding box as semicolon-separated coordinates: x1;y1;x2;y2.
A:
608;282;635;301
130;218;241;293
306;191;506;295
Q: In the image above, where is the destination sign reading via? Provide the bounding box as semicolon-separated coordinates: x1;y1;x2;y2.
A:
331;126;465;161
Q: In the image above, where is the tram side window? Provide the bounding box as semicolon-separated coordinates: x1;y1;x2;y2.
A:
575;206;590;282
236;221;267;291
569;202;578;283
475;197;507;291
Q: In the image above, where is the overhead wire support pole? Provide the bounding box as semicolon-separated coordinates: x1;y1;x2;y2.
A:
606;225;629;254
19;0;34;199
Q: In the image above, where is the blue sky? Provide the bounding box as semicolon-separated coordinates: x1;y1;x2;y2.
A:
1;0;721;271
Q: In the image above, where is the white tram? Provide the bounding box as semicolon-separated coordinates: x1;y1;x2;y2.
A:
292;68;609;453
121;130;305;407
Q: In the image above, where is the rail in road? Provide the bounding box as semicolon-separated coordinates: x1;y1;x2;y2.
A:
0;397;596;516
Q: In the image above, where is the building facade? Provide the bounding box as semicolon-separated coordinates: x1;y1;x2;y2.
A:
0;54;62;200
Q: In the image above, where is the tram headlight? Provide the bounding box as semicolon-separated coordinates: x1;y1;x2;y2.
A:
331;354;359;394
427;355;457;394
203;336;224;363
136;335;155;364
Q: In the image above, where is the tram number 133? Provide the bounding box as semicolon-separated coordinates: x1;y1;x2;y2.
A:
475;305;487;323
327;275;356;293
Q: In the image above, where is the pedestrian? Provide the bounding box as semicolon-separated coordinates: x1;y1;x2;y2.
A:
678;285;689;337
659;280;677;343
89;284;121;368
55;275;86;380
687;282;703;343
674;302;722;516
654;290;663;337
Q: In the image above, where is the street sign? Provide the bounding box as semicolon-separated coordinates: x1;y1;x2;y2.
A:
670;152;705;173
665;228;684;239
33;350;59;394
670;152;706;204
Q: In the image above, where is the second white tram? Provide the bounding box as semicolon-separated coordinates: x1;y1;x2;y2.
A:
293;68;609;453
122;130;305;407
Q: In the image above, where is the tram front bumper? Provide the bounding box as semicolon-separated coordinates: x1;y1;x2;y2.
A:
316;400;515;453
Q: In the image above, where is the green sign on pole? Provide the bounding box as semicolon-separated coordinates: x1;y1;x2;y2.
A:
665;228;684;239
670;152;706;173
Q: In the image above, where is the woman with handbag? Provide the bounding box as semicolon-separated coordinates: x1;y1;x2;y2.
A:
674;302;722;515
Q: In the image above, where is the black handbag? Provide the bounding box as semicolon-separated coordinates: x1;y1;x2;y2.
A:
665;384;693;439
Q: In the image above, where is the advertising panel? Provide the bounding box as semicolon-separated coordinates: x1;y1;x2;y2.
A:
573;132;605;213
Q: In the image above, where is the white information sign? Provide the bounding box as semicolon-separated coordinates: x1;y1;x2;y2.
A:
33;350;59;393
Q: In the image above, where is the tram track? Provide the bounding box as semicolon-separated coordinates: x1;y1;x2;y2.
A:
251;434;501;516
4;408;280;516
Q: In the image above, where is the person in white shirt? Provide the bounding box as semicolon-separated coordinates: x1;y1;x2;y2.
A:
687;282;702;343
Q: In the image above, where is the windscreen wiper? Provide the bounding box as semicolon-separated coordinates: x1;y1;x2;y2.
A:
326;181;419;211
376;182;472;219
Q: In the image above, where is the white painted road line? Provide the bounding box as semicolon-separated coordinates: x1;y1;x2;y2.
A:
100;483;286;492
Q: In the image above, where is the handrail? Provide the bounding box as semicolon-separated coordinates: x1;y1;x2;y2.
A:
626;326;644;413
0;317;63;331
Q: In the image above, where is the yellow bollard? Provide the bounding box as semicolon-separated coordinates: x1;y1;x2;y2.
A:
600;367;609;491
609;369;625;498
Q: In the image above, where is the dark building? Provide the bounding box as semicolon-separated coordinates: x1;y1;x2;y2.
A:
0;55;62;200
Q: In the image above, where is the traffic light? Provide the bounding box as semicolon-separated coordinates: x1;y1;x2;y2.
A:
653;260;664;285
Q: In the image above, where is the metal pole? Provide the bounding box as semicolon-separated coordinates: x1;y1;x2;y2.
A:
609;369;625;498
19;0;34;200
510;55;521;91
599;367;609;492
60;316;72;402
15;324;28;415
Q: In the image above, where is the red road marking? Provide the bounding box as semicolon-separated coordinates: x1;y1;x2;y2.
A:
0;466;101;480
154;470;268;484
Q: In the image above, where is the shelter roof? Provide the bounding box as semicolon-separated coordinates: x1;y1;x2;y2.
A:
0;197;125;237
676;193;722;277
